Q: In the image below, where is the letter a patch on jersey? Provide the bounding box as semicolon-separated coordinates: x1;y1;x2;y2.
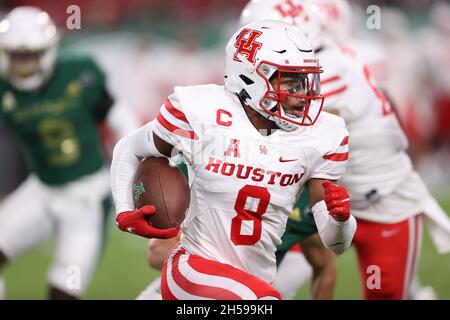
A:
224;139;241;158
233;28;263;65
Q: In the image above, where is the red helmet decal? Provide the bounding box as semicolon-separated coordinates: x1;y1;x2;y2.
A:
320;3;340;21
274;0;309;25
233;28;263;65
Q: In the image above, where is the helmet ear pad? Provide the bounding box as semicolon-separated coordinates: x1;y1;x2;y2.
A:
238;88;252;105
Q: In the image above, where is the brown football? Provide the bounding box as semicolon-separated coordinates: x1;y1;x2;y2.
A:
132;157;190;229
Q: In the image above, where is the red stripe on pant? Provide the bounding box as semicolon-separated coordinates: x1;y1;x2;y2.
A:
187;254;281;300
405;214;422;298
161;244;281;300
352;215;423;300
161;243;179;300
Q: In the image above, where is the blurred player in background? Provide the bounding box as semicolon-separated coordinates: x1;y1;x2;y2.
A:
420;1;450;150
417;1;450;191
0;6;139;299
111;20;357;300
240;0;450;300
367;7;433;165
313;0;449;300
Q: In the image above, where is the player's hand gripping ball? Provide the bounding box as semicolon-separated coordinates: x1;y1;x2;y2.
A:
116;157;190;239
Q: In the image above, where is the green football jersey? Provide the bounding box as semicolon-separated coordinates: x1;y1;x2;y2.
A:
0;53;108;185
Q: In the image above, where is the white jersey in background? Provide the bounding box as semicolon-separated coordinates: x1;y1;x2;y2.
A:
348;38;387;85
316;44;419;222
151;84;349;283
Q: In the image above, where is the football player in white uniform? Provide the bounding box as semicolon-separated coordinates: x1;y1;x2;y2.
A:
240;0;450;300
110;20;356;300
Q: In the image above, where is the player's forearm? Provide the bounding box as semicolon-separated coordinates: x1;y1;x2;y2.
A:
311;200;357;254
110;124;162;214
302;234;337;300
310;266;336;300
147;236;180;270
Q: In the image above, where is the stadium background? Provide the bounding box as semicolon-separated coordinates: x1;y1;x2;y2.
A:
0;0;449;299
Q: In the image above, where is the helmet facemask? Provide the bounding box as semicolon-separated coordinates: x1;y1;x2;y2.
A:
2;48;51;90
0;7;59;91
257;61;324;130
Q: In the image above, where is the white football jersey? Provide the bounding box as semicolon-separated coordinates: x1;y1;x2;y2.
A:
317;44;415;221
151;84;348;283
348;38;388;85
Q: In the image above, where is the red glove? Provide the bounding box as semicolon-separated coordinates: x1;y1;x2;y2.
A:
322;181;350;222
116;205;180;239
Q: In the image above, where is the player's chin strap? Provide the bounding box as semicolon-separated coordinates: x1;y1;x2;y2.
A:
311;200;357;254
274;108;299;132
242;96;297;132
238;92;298;133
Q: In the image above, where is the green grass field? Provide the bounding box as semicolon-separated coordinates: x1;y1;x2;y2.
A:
3;197;450;300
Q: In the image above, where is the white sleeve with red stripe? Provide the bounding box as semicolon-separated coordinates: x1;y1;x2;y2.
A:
321;74;348;102
319;48;351;112
150;92;198;161
310;121;349;181
320;70;356;122
318;47;370;122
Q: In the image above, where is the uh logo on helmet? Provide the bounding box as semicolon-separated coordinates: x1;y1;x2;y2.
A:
224;20;324;132
240;0;324;50
233;28;263;65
